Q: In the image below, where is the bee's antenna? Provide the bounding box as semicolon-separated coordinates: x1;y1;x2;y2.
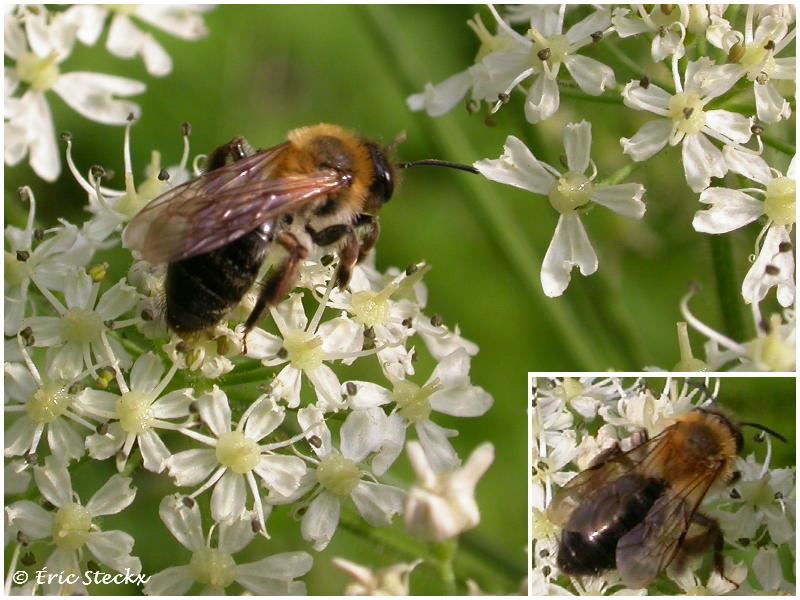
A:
399;159;479;174
739;422;788;443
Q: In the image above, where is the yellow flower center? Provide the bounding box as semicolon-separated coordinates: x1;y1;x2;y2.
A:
26;383;72;424
668;92;707;135
15;51;60;92
116;391;154;434
282;330;323;372
350;282;398;328
60;308;104;343
738;44;776;82
52;503;92;551
749;315;794;372
215;431;260;474
763;176;795;225
116;152;168;219
393;379;441;423
5;251;29;286
548;171;593;214
469;14;519;61
528;30;571;68
317;453;361;496
190;548;237;589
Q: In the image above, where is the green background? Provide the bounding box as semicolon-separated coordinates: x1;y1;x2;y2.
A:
3;5;795;595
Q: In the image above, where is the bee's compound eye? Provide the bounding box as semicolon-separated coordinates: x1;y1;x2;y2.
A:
367;144;394;203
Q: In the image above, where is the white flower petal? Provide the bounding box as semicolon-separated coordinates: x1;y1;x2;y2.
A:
143;566;194;596
474;135;556;195
243;397;284;441
139;429;171;473
86;422;126;461
406;70;472;117
4;417;38;457
681;133;726;192
95;279;137;319
621;80;671;114
217;513;256;555
135;6;209;40
106;15;143;59
195;386;231;437
307;364;344;412
301;490;340;551
340;407;387;463
742;225;795;307
590;183;646;219
620;119;672;161
692;188;763;233
371;413;406;476
87;474;136;516
541;213;598;297
563;120;592;174
755;81;792;123
350;481;404;526
255;455;307;497
416;419;459;471
165;449;218;486
566;8;611;44
86;530;140;573
53;72;145;125
46;418;85;461
704;110;752;144
564;55;615;95
21;92;60;182
698;63;743;99
345;381;392;409
524;74;560;123
34;458;72;507
236;552;313;592
297;405;332;458
210;469;246;522
6;500;53;539
723;145;772;185
129;352;164;394
158;494;205;552
151;389;193;419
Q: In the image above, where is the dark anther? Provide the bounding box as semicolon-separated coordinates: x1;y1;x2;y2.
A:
542;566;552;577
60;131;73;143
430;314;444;327
182;496;195;508
104;320;115;330
41;500;56;511
22;552;36;566
18;187;30;202
277;347;288;359
775;491;784;500
126;112;136;122
764;40;776;51
33;228;45;242
321;254;334;266
16;250;30;262
484;115;497;127
750;123;764;135
755;72;769;85
657;25;667;37
345;382;358;396
17;531;30;545
590;30;603;43
737;537;750;546
251;518;262;533
181;122;192;136
20;326;34;346
362;337;375;350
764;264;780;276
405;264;419;276
539;549;550;558
778;241;792;252
90;165;106;179
640;75;650;89
68;382;84;395
308;435;322;448
537;47;551;61
176;341;189;353
364;326;375;340
96;421;109;436
683;107;694;119
729;488;741;499
141;308;154;321
402;317;413;328
25;452;37;464
158;168;170;181
498;92;510;104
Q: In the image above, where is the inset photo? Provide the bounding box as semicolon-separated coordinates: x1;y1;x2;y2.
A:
530;376;795;595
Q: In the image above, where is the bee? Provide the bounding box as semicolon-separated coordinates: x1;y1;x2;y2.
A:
124;124;476;337
548;407;783;589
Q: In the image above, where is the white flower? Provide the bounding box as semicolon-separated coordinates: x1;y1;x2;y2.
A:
64;5;211;77
5;457;139;595
164;324;241;380
532;431;577;511
703;6;795;122
476;121;646;296
612;5;691;62
163;387;307;531
620;57;753;192
292;405;405;551
5;8;145;181
667;559;746;595
332;557;420;595
4;338;94;462
693;153;795;307
404;440;493;542
5;187;94;336
246;293;365;412
346;348;492;474
746;547;795;593
144;495;313;595
24;267;138;380
80;352;193;472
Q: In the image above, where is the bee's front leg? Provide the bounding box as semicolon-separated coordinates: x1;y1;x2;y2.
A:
354;214;380;263
673;512;735;587
243;232;308;337
306;224;359;290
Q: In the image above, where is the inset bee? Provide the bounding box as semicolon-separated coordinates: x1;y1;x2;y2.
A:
124;124;476;337
548;407;783;589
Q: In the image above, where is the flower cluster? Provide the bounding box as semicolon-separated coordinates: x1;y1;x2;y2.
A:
4;5;210;181
410;4;795;369
531;376;795;595
4;117;498;594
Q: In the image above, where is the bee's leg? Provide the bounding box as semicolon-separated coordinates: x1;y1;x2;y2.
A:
243;232;308;338
674;513;735;586
354;214;380;262
305;224;359;289
205;137;253;170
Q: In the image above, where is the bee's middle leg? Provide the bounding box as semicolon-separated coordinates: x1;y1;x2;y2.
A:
674;512;734;585
306;224;359;290
244;232;308;335
354;214;380;262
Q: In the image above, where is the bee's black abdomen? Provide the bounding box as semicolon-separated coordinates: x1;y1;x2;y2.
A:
557;474;665;575
165;229;269;333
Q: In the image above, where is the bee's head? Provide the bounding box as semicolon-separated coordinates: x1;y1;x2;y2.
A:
366;142;395;206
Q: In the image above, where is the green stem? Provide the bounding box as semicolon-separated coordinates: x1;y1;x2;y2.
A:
358;5;605;369
431;539;457;594
708;234;745;341
761;134;796;156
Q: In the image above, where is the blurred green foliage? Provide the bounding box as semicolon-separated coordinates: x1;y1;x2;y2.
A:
3;5;795;595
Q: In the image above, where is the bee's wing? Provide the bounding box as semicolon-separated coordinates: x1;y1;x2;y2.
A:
123;143;351;263
547;434;666;527
615;457;720;589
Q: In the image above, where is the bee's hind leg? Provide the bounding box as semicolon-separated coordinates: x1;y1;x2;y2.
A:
354;214;380;262
243;232;308;345
673;512;736;587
